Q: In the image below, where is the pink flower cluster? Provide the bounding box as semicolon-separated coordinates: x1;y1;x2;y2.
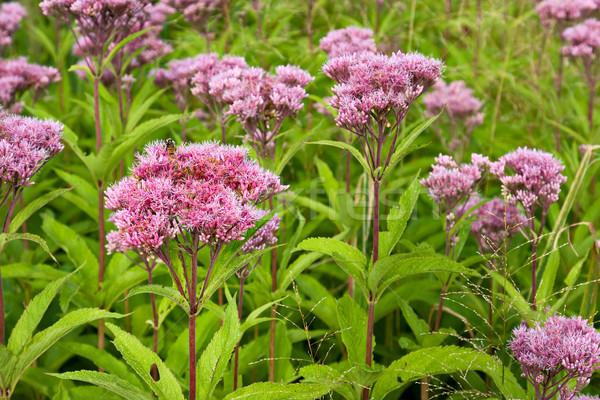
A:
154;54;247;112
208;64;313;155
535;0;597;26
106;141;288;254
319;26;376;58
490;147;566;217
423;80;484;131
323;51;442;132
420;153;489;213
0;2;26;52
460;196;524;253
510;315;600;400
0;114;64;188
164;0;221;31
40;0;145;59
241;213;280;254
562;19;600;57
0;57;61;114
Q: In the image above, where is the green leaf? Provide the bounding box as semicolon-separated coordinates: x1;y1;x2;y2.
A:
296;237;368;296
102;114;183;180
369;255;479;298
382;111;442;180
10;309;122;390
275;125;318;175
309;140;371;174
197;301;241;398
300;365;356;400
0;233;57;263
490;271;536;320
8;188;72;233
7;274;70;354
337;296;369;364
397;298;429;346
223;382;333;400
379;177;420;257
537;251;560;308
49;371;154;400
315;158;339;212
106;322;185;400
125;284;190;314
101;27;153;71
391;346;526;399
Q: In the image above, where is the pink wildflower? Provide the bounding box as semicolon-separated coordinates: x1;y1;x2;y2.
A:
510;315;600;400
319;26;376;58
562;18;600;58
0;58;61;111
0;2;27;52
536;0;597;26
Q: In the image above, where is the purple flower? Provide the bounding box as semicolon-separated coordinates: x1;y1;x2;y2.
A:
536;0;597;26
491;147;566;218
458;196;524;253
420;153;489;213
241;213;280;254
0;2;27;52
208;64;313;157
0;114;64;188
562;19;600;58
0;58;61;111
319;26;376;58
106;140;288;254
510;315;600;400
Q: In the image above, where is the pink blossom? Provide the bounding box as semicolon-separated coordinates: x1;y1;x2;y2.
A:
319;26;376;58
535;0;597;26
0;114;64;187
510;315;600;400
420;153;489;213
0;2;27;52
0;58;61;110
491;147;566;217
241;213;280;254
562;19;600;57
423;80;484;128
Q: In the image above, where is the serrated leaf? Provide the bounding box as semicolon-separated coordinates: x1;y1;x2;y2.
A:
397;298;429;346
379;177;420;257
10;309;122;390
337;295;369;365
7;274;70;354
197;301;241;398
0;233;57;263
392;346;526;399
315;158;339;212
223;382;333;400
369;254;479;298
125;284;189;314
309;140;371;174
296;237;368;296
49;371;154;400
106;322;185;400
8;188;72;233
101;27;153;71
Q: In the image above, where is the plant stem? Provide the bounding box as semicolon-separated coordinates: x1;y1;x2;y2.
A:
189;312;196;400
588;85;595;133
0;188;21;345
555;39;565;152
148;268;159;381
346;150;355;298
269;196;277;382
473;0;482;77
233;272;246;391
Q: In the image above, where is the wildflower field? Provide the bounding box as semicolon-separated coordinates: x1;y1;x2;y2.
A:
1;0;600;399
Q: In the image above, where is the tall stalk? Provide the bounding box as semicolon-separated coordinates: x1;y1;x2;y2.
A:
268;197;276;382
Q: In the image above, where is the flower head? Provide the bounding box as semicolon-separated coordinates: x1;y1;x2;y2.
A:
491;147;566;216
319;26;376;58
0;2;27;52
241;213;280;254
424;80;484;129
106;140;287;254
420;153;489;213
510;315;600;399
0;58;61;112
0;114;64;187
562;18;600;58
535;0;597;26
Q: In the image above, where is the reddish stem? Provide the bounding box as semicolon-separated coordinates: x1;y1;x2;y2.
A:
148;268;159;381
269;196;277;382
0;188;21;345
189;313;197;400
233;273;246;390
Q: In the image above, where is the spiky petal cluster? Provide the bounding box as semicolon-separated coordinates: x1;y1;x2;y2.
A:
420;153;489;213
0;114;64;187
510;315;600;400
241;213;280;254
459;196;524;253
209;64;313;156
535;0;597;26
491;147;566;217
40;0;145;59
319;26;376;58
424;80;484;130
0;58;61;114
106;141;288;254
0;2;27;52
562;19;600;57
323;52;442;133
573;395;600;400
